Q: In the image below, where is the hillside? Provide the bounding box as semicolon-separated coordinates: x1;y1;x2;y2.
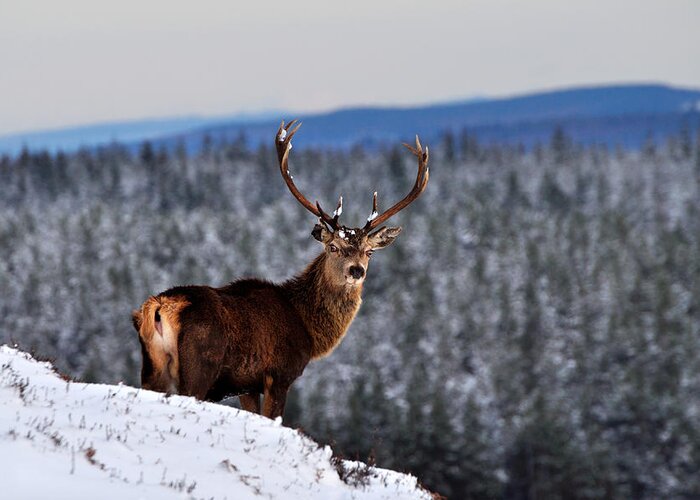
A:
2;84;698;155
1;118;699;497
176;83;699;150
0;111;281;157
0;346;431;500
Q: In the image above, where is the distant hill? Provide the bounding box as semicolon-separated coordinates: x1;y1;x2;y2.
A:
163;84;699;151
0;111;282;157
2;84;699;155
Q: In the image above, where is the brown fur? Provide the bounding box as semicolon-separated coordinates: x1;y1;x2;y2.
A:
284;253;362;359
132;228;398;420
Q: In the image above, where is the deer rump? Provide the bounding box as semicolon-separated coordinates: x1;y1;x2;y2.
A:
131;282;313;405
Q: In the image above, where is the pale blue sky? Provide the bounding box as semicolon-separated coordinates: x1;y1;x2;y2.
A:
0;0;698;135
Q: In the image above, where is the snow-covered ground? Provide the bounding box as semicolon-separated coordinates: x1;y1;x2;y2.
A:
0;346;431;500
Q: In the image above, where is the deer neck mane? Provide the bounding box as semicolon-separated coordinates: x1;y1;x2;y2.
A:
283;253;363;359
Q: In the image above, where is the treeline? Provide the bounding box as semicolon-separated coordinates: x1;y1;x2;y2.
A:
1;128;699;498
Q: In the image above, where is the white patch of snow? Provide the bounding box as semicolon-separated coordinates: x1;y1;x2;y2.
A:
333;197;343;217
0;345;431;500
338;230;346;239
278;129;287;142
367;211;379;222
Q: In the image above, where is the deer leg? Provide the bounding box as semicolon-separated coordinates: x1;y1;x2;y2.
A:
176;324;225;400
239;393;261;414
262;375;288;420
178;367;218;400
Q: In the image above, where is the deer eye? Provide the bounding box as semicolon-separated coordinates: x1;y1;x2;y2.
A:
329;244;338;253
366;250;374;258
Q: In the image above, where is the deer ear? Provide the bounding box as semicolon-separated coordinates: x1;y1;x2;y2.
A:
312;224;333;243
368;226;402;249
131;310;143;332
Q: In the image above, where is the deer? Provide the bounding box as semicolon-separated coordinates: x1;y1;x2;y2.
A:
131;120;429;419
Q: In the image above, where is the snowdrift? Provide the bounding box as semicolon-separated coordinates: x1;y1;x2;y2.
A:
0;346;431;499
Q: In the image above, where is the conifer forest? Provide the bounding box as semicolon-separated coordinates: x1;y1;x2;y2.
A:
1;129;699;498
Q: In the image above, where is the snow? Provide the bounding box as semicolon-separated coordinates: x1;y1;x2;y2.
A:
278;129;287;142
367;211;378;222
333;197;343;217
0;346;430;500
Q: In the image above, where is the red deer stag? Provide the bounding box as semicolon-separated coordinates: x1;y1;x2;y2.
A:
132;120;429;419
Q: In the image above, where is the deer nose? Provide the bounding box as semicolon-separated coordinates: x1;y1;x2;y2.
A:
349;266;365;279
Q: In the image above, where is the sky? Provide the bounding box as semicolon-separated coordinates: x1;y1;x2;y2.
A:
0;0;699;135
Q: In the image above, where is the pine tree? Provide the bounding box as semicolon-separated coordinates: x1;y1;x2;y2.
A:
550;125;570;164
442;130;456;163
457;397;500;499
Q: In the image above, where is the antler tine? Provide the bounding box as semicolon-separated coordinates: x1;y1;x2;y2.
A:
362;191;379;230
331;196;343;226
275;119;302;162
363;135;429;232
275;120;340;230
315;201;338;229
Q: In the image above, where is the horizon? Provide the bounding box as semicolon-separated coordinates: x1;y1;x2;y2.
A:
2;0;699;136
1;80;696;138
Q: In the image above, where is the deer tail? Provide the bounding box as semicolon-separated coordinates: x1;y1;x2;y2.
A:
134;296;186;394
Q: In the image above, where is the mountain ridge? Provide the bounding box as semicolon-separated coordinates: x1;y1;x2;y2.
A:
1;83;698;155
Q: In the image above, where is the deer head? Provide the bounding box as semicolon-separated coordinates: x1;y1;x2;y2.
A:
275;120;430;288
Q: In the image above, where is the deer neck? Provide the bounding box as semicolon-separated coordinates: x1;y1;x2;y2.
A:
284;253;363;359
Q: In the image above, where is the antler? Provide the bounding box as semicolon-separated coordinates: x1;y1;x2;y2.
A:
363;135;430;232
276;120;340;230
